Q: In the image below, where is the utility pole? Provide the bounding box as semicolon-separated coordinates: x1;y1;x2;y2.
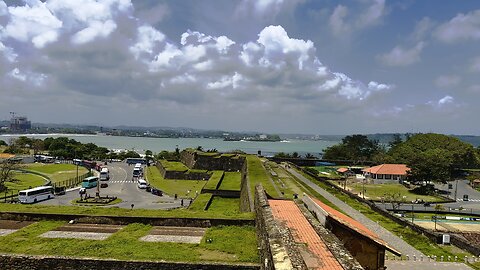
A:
411;204;414;223
454;179;458;201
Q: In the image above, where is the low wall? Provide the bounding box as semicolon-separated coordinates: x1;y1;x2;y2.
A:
0;254;260;270
240;161;252;212
0;212;254;227
201;190;241;198
292;163;480;256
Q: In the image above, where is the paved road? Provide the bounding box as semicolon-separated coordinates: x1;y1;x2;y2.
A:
386;260;473;270
285;165;424;257
39;162;187;209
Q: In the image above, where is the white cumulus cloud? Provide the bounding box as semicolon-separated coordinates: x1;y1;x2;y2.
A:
3;1;62;48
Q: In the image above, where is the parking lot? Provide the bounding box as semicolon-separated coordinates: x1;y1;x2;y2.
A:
38;162;186;209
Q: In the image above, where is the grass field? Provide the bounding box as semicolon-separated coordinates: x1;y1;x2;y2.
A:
344;182;443;202
146;166;206;198
0;221;258;263
189;193;212;211
159;160;188;171
203;171;224;190
5;172;46;192
246;155;279;198
219;172;241;191
207;197;240;216
26;164;88;183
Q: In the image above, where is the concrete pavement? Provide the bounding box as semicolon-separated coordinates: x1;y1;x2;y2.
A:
38;162;187;209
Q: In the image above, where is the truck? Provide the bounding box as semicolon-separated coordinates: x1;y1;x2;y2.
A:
99;167;110;181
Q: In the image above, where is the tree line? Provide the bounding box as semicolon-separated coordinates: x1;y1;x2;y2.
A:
322;133;480;183
1;136;141;161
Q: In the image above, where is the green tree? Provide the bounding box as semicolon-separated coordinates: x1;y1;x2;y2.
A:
323;134;382;162
0;160;22;192
389;133;479;183
0;140;6;146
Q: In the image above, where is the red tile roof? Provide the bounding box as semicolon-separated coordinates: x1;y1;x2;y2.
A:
269;199;343;270
362;164;409;176
337;168;349;173
0;153;15;159
310;197;401;255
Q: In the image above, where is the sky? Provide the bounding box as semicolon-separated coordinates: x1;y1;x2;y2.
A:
0;0;479;135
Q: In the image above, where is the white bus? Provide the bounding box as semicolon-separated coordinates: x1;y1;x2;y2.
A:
18;186;54;204
100;167;110;181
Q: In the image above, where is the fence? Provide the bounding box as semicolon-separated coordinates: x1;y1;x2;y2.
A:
1;189;19;203
52;171;93;190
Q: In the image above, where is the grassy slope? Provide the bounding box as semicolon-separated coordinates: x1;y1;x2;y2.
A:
26;164;88;183
0;221;258;263
159;160;188;171
146;166;206;198
246;155;278;198
5;172;46;192
208;197;241;216
219;172;241;191
189;193;212;211
203;171;224;190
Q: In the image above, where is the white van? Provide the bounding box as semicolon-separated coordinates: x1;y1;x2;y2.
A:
100;167;109;181
137;179;148;189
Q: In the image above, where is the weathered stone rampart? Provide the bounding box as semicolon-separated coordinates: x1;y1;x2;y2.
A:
254;185;305;270
0;254;260;270
181;150;246;172
0;212;254;227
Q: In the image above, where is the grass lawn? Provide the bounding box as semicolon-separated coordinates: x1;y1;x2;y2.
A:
189;193;212;211
207;197;241;216
0;202;254;220
219;172;241;191
146;166;206;198
246;155;279;198
267;162;299;199
295;168;474;260
5;172;46;192
159;160;188;171
0;221;258;263
204;171;224;190
345;182;443;202
26;164;89;183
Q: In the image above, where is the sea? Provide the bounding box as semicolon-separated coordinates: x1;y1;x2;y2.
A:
0;134;339;157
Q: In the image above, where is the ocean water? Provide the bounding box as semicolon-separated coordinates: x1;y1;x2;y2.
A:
0;134;338;157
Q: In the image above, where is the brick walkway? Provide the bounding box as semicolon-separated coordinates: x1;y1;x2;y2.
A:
286;166;424;257
269;199;343;270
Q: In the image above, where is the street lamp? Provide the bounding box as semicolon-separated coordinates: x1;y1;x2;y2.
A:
411;204;414;223
454;179;458;201
362;178;366;199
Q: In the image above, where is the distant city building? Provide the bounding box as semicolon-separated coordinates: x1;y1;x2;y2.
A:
259;134;267;139
10;115;31;131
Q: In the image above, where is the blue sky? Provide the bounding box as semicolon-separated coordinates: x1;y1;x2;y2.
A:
0;0;479;135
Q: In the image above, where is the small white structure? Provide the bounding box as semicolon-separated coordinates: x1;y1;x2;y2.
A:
363;164;409;184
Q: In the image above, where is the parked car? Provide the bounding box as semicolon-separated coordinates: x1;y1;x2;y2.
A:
137;179;148;189
151;188;163;196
